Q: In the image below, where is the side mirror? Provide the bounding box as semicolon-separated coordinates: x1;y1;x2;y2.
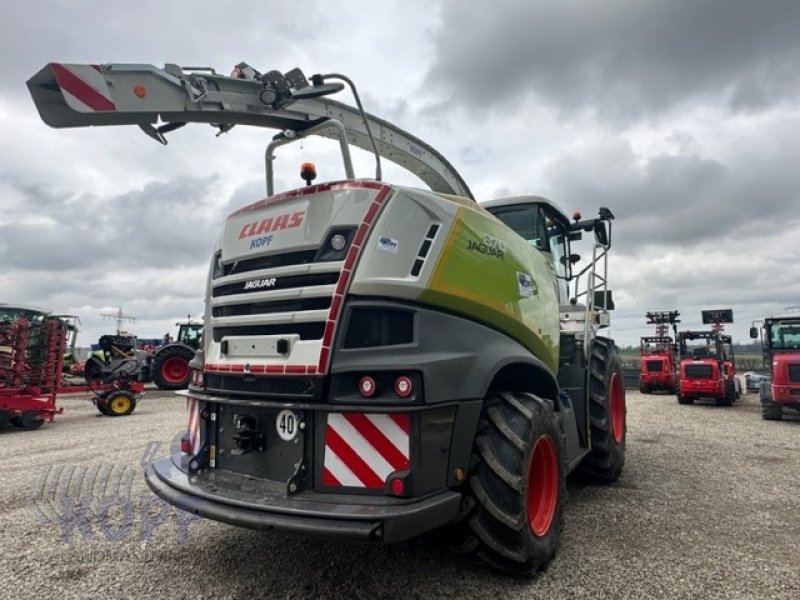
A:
560;253;581;266
594;290;615;310
594;221;608;246
749;327;758;339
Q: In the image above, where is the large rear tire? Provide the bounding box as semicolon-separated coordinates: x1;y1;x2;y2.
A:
677;394;694;405
444;391;566;576
152;344;195;390
717;380;734;406
576;337;626;483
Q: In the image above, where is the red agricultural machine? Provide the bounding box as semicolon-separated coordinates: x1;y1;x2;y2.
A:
676;309;739;406
750;310;800;420
1;305;146;430
639;311;680;394
83;319;203;391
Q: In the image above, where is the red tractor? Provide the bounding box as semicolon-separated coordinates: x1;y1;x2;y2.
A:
639;337;677;393
639;311;680;394
151;320;203;390
750;313;800;420
677;331;737;406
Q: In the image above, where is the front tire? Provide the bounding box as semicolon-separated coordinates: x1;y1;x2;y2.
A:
445;391;566;576
104;391;136;417
576;337;626;482
760;382;781;420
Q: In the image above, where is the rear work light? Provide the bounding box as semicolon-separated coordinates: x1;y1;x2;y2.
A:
358;375;377;397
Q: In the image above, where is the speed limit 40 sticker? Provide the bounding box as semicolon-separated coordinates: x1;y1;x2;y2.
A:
276;409;301;441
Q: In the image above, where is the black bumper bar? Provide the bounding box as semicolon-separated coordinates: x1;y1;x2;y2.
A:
145;457;462;543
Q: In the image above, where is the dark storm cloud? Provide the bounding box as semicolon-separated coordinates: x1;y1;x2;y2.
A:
0;174;225;272
542;130;800;252
426;0;800;121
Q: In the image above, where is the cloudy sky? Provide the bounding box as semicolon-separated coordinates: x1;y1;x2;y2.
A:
2;0;800;348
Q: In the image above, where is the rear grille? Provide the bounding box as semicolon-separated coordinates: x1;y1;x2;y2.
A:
213;272;339;298
685;364;712;379
212;297;331;318
223;249;318;276
787;363;800;383
211;261;339;345
213;323;325;343
646;360;663;372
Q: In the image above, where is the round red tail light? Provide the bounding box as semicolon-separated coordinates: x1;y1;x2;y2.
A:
394;376;413;398
389;477;405;495
358;375;377;397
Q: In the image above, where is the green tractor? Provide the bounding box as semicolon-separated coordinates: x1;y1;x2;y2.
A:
151;320;203;390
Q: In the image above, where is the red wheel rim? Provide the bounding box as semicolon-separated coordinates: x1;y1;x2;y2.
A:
527;435;558;537
162;357;189;383
609;372;625;444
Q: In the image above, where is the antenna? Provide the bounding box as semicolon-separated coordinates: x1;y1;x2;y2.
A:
100;306;136;335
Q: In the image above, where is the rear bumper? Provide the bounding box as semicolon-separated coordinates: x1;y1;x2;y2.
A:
640;375;673;389
679;380;723;396
145;456;462;543
770;384;800;405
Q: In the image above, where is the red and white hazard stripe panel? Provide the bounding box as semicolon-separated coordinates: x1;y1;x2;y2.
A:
322;413;410;488
51;63;116;112
185;397;202;456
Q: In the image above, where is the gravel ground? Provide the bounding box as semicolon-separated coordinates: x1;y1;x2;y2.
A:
2;388;799;599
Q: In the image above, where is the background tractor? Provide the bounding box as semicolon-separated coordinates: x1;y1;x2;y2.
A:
750;310;800;420
677;309;739;406
151;319;203;390
639;311;680;394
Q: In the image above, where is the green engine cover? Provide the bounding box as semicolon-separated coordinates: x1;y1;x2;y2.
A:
418;202;560;372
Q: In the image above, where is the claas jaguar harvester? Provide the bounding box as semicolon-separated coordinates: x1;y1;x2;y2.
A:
750;310;800;420
27;61;626;575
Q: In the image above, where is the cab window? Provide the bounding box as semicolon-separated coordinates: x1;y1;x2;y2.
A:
488;205;548;251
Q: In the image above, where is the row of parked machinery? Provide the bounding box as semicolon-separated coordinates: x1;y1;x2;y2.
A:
0;303;202;429
638;308;800;420
639;309;740;406
0;304;146;428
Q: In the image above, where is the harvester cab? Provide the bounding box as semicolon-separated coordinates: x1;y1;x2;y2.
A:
749;310;800;420
27;60;626;575
639;310;680;394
